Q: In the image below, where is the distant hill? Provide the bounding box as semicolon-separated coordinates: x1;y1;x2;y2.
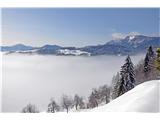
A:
1;44;35;52
1;35;159;56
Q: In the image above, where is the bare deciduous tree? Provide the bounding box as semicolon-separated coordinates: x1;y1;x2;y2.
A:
88;90;98;108
22;103;39;113
73;94;85;110
47;98;60;113
98;85;110;104
61;95;73;113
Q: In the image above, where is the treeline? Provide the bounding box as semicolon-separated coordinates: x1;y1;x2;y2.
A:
135;46;160;84
21;46;160;113
22;85;110;113
111;46;160;99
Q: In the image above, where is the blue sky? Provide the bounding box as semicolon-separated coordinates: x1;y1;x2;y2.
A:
2;8;159;47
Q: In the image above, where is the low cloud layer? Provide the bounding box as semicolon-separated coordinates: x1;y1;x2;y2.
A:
2;54;144;112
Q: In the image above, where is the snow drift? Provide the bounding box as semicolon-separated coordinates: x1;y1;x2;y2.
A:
90;80;160;112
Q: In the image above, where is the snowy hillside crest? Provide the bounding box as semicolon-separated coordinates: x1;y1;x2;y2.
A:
90;80;160;112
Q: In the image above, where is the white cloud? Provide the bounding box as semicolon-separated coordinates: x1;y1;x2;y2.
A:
111;31;140;40
111;33;126;40
128;32;140;36
150;33;160;37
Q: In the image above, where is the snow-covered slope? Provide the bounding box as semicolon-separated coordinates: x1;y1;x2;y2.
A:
57;49;91;56
90;80;160;112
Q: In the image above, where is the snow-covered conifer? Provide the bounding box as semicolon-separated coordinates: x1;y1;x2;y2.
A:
118;55;135;96
144;46;155;72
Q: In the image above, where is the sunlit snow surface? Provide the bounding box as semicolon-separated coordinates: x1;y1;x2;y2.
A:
90;80;160;112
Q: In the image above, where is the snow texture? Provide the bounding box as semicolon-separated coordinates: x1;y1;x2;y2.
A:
90;80;160;112
58;49;91;56
129;36;135;41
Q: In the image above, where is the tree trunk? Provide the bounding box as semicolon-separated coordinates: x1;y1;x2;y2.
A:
105;96;108;104
67;108;68;113
75;105;78;110
95;101;98;107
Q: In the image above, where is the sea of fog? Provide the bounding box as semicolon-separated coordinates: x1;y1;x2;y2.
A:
0;53;2;112
2;54;145;112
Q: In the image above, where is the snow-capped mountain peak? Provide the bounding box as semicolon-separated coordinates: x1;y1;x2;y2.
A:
128;35;135;41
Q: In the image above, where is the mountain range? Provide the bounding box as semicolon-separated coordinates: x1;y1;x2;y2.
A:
1;35;160;56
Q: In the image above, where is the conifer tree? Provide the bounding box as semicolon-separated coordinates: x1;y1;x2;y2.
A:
110;72;121;99
144;53;150;72
118;55;135;96
156;48;160;71
144;46;155;72
148;46;154;58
